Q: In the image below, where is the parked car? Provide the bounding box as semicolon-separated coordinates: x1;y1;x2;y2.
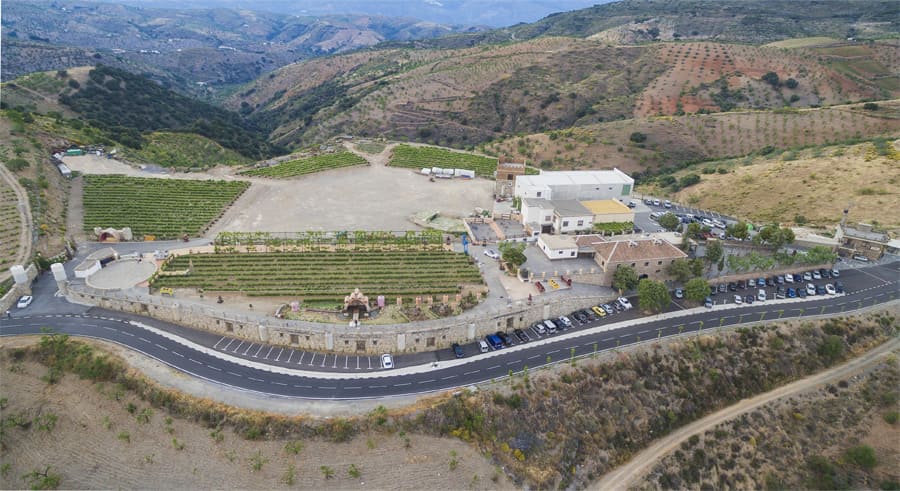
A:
728;282;737;292
710;286;717;296
613;302;624;312
831;268;840;278
803;272;813;281
812;270;822;280
835;282;844;293
852;255;870;262
557;316;573;329
825;284;836;295
653;199;661;206
496;331;512;346
533;322;546;335
617;297;633;310
704;297;713;308
787;287;796;298
381;353;394;369
806;283;817;296
479;340;489;352
543;319;558;334
766;277;775;287
451;343;465;358
674;288;684;299
628;200;638;208
797;288;807;298
744;295;755;304
514;329;529;343
816;285;826;295
757;277;766;287
793;274;803;283
819;268;830;279
664;200;672;208
483;249;500;260
737;280;746;290
601;303;615;315
644;198;653;205
784;274;794;284
572;311;587;324
758;289;767;301
718;283;727;293
775;287;786;299
776;275;785;285
16;295;33;309
591;306;607;317
486;334;504;350
733;294;742;304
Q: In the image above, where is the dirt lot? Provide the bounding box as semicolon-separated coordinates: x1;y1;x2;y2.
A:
63;148;494;234
0;344;512;490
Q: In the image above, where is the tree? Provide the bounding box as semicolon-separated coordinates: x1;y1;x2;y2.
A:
761;71;780;87
704;241;723;270
785;78;798;89
686;222;704;241
756;224;795;248
818;335;844;363
666;258;694;283
612;265;639;293
863;102;879;111
684;278;710;303
658;213;681;232
629;132;647;143
726;221;750;240
689;258;704;277
637;279;669;313
498;242;526;268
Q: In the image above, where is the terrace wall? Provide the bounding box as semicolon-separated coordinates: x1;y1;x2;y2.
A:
66;283;613;354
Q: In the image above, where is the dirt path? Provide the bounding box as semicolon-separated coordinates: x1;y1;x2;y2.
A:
345;141;396;167
594;336;900;490
0;157;33;281
65;175;87;244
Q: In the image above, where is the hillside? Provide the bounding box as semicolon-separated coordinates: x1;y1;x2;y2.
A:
1;0;481;93
232;37;899;152
483;101;900;177
640;138;900;230
37;65;276;159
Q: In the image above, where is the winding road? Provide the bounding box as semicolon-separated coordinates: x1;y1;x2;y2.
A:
1;261;897;400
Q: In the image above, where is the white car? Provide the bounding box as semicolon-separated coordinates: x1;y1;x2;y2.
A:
812;271;821;280
17;295;33;309
806;283;817;296
617;297;633;310
784;274;794;284
664;200;672;208
380;353;394;369
733;294;742;304
652;199;661;206
825;284;836;295
701;218;715;228
483;249;500;260
803;272;813;281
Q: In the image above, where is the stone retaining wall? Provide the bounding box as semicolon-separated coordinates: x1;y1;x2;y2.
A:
67;284;614;354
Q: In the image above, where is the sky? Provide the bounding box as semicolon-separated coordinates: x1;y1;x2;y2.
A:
99;0;612;27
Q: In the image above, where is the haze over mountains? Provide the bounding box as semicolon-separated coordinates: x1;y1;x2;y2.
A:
68;0;610;27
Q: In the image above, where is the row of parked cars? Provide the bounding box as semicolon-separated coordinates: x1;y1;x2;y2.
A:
702;268;844;308
479;297;633;352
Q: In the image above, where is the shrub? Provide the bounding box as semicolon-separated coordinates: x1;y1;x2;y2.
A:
629;132;647;143
863;102;879;111
883;411;899;425
844;445;877;469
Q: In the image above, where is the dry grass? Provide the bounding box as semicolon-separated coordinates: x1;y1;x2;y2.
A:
764;37;842;49
661;140;900;229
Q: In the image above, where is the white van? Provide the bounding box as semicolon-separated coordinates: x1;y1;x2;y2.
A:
757;289;766;301
479;340;489;353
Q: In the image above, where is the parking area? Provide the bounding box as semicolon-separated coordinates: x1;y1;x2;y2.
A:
467;221;499;243
212;336;387;371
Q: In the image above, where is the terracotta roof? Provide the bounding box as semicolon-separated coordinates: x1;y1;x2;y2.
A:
591;238;686;263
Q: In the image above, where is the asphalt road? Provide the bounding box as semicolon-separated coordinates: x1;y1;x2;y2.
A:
2;262;897;400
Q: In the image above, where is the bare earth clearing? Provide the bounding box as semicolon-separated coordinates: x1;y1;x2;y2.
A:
63;150;493;234
0;341;512;490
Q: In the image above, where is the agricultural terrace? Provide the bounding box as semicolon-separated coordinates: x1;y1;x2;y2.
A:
82;175;249;239
389;145;498;177
0;179;23;270
150;250;484;301
240;152;366;178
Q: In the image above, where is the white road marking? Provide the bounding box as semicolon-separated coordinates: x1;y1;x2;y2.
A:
154;344;168;351
226;371;242;377
213;337;226;349
206;365;221;371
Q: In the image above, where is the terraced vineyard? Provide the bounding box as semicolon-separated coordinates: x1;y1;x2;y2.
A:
0;179;23;270
82;176;249;239
389;145;498;177
240;152;367;178
150;251;483;300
